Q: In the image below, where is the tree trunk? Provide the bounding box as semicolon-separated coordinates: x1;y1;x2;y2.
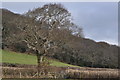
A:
40;56;44;62
37;54;44;67
36;50;44;77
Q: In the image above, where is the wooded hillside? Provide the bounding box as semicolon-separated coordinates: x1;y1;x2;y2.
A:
2;8;119;69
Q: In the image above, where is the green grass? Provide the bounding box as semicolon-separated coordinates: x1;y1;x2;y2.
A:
49;59;78;67
1;49;79;67
1;50;37;65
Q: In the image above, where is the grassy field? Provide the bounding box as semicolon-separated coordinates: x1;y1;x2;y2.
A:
1;50;119;79
1;49;79;67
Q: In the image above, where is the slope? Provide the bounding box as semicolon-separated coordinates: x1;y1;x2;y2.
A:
1;49;79;67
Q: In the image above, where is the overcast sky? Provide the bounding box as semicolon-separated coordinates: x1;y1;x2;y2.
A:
2;2;118;45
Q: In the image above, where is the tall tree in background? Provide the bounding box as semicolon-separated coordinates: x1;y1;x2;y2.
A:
70;24;84;37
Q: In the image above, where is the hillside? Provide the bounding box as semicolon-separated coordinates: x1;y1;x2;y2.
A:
1;49;79;67
2;8;119;69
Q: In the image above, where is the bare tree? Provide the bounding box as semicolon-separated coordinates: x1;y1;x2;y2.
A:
2;4;84;76
23;3;77;64
10;3;76;75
